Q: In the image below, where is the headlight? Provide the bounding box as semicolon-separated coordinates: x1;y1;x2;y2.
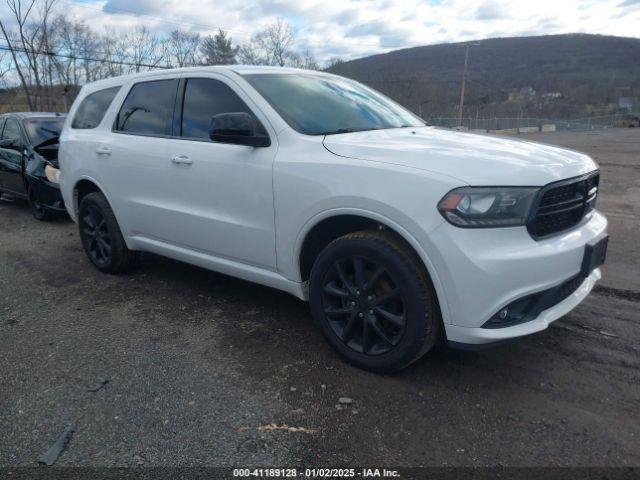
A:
44;164;61;184
438;187;539;228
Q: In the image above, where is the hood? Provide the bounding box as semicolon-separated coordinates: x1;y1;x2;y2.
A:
322;127;598;186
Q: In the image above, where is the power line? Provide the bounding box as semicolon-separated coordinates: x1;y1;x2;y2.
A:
0;36;165;65
0;43;168;70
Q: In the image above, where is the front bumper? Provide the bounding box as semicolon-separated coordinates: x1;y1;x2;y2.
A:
27;175;66;212
447;268;600;348
427;209;608;345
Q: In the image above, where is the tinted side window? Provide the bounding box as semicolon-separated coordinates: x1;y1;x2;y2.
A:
72;87;121;129
181;78;265;140
115;79;178;136
2;118;22;142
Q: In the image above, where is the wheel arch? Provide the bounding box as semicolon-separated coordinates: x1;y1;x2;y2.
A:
73;177;105;217
294;208;450;324
71;176;136;250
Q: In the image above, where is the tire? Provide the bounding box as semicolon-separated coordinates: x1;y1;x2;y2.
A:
28;185;55;221
309;230;441;373
78;191;138;273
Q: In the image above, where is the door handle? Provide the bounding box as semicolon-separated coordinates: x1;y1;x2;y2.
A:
96;146;112;156
171;155;193;165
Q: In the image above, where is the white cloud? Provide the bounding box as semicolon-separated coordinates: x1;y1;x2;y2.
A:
3;0;639;65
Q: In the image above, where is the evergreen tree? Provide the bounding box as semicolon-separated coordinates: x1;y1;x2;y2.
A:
201;29;239;65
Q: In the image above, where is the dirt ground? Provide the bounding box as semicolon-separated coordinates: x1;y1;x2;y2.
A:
1;128;638;468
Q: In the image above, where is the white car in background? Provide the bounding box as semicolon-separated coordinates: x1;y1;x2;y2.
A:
58;66;608;372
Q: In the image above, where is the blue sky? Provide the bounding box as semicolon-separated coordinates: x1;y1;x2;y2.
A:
3;0;640;64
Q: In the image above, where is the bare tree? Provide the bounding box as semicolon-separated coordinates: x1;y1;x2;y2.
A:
127;26;164;73
288;48;319;70
0;50;9;86
325;57;345;70
51;16;101;87
100;28;129;77
0;0;61;110
1;0;38;110
165;29;200;68
238;41;267;66
240;20;297;67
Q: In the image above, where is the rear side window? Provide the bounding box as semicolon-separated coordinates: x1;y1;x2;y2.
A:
181;78;265;140
114;79;178;136
72;87;120;129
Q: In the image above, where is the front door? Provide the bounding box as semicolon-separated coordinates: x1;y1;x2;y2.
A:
166;75;278;269
0;118;26;195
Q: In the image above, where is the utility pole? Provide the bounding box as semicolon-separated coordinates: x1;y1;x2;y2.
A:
62;85;70;112
458;43;480;128
458;44;470;127
418;100;430;119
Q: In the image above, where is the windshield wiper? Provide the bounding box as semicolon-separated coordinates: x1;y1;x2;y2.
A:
322;127;387;136
323;128;360;135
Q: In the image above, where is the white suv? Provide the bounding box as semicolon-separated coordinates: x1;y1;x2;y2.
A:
59;66;608;372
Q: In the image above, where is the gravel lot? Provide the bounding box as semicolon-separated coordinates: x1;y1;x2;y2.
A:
1;129;639;468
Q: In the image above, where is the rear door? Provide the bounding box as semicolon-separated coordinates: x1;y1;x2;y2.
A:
97;78;186;243
0;118;27;195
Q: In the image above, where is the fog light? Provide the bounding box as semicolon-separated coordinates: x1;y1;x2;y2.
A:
483;295;541;328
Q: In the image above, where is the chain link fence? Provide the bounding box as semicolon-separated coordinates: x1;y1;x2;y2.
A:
424;113;640;131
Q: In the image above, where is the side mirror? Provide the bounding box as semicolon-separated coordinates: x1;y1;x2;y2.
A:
0;138;21;151
209;112;271;148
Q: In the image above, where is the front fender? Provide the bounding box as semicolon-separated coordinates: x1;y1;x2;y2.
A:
288;205;451;324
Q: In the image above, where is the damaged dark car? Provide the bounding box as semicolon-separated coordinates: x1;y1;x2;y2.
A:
0;112;66;220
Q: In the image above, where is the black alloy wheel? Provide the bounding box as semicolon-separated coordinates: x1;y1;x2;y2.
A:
322;255;406;356
78;192;138;273
81;204;112;267
309;230;441;373
28;185;54;221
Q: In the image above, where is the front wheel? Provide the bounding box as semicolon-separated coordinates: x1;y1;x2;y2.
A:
28;185;55;221
78;192;138;273
309;230;441;373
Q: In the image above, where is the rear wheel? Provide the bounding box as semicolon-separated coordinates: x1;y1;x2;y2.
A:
78;192;138;273
28;185;55;221
309;230;441;373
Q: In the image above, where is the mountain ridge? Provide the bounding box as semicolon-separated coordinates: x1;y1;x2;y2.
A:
327;33;640;119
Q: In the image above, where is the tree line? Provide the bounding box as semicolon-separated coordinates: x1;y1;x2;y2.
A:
0;0;322;111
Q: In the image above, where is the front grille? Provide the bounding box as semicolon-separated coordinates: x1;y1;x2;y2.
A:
527;172;599;238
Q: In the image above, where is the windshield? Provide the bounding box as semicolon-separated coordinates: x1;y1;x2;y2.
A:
243;73;425;135
23;117;65;146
